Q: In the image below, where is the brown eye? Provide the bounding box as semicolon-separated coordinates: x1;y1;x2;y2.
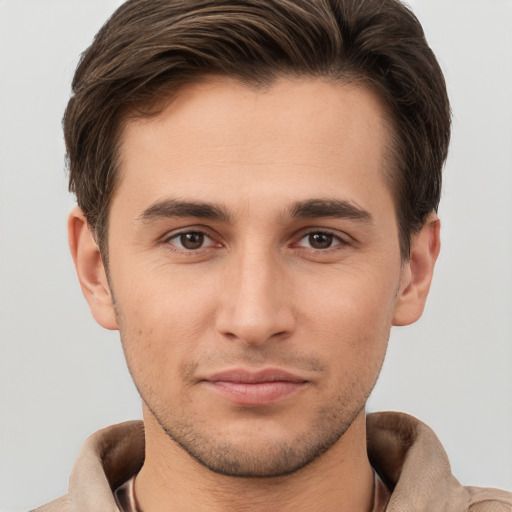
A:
166;230;219;253
296;231;348;251
308;232;334;249
179;232;205;250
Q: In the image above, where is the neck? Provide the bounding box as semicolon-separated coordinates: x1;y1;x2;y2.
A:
135;409;375;512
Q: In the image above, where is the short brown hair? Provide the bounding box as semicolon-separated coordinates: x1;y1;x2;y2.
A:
64;0;450;258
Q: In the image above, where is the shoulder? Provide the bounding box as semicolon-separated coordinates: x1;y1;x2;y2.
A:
467;486;512;512
30;494;72;512
367;412;511;512
30;420;143;512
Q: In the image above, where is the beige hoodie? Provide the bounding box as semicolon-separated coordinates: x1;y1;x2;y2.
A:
32;412;511;512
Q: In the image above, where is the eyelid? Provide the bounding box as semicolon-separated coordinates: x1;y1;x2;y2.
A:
159;224;352;253
292;227;352;247
161;223;215;241
162;226;221;251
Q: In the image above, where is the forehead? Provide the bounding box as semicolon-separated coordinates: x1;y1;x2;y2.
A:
114;77;395;217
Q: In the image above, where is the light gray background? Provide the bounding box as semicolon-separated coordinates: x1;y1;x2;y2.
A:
1;1;511;510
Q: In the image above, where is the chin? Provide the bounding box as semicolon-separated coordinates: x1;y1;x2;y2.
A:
152;405;359;478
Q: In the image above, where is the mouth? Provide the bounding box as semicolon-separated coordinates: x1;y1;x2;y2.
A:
201;368;309;406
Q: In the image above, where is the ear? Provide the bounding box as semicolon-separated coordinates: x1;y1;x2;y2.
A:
68;207;118;330
392;213;441;326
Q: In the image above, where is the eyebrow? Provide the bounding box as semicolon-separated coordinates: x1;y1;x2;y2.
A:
137;197;372;224
289;199;373;223
138;199;230;223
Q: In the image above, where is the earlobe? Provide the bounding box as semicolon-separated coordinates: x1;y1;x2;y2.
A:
392;213;441;326
68;207;118;330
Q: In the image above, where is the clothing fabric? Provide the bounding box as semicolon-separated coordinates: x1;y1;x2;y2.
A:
114;471;391;512
32;412;512;512
114;476;138;512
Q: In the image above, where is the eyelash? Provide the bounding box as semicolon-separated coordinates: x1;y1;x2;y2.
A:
294;230;349;252
164;229;218;252
162;228;350;254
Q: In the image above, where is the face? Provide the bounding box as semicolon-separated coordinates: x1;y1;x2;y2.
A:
88;78;415;476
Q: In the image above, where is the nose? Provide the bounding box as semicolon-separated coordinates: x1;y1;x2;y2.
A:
215;246;296;346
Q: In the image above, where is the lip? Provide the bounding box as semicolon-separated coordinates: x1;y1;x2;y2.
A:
201;368;309;406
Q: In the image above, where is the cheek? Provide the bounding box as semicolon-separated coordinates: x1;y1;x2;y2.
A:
299;266;399;333
296;268;398;374
113;257;217;325
113;272;216;378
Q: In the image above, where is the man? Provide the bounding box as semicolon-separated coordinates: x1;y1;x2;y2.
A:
34;0;511;510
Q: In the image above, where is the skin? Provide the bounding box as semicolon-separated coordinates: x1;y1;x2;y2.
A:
69;77;440;512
